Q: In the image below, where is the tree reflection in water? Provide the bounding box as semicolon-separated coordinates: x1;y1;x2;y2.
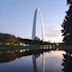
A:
0;45;50;63
62;49;72;72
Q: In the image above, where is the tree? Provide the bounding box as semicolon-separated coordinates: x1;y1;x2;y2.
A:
61;4;72;44
0;33;20;45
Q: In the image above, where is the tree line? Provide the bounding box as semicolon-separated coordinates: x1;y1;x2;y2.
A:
0;33;51;45
0;33;20;45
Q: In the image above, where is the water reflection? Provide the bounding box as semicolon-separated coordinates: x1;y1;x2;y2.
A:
0;45;71;72
32;52;45;72
62;49;72;72
32;55;37;72
0;49;31;63
32;45;46;72
42;52;45;72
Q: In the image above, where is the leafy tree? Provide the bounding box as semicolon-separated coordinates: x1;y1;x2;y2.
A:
61;4;72;44
0;33;20;45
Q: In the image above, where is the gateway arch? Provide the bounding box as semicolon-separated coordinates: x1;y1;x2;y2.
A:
32;8;45;41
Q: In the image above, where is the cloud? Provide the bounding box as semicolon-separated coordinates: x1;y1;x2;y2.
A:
44;29;62;42
45;30;61;37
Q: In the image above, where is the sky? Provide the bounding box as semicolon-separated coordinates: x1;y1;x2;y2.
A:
0;0;68;42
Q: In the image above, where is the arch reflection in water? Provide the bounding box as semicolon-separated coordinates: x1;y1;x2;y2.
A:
42;52;45;72
32;45;46;72
32;55;37;72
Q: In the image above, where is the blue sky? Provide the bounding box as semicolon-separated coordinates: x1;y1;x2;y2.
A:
0;0;67;42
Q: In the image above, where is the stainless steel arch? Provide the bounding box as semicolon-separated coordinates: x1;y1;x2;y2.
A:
32;8;45;41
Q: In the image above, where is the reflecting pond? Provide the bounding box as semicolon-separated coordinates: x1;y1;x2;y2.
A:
0;46;72;72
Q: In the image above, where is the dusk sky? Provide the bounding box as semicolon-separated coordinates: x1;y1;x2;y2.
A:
0;0;68;42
